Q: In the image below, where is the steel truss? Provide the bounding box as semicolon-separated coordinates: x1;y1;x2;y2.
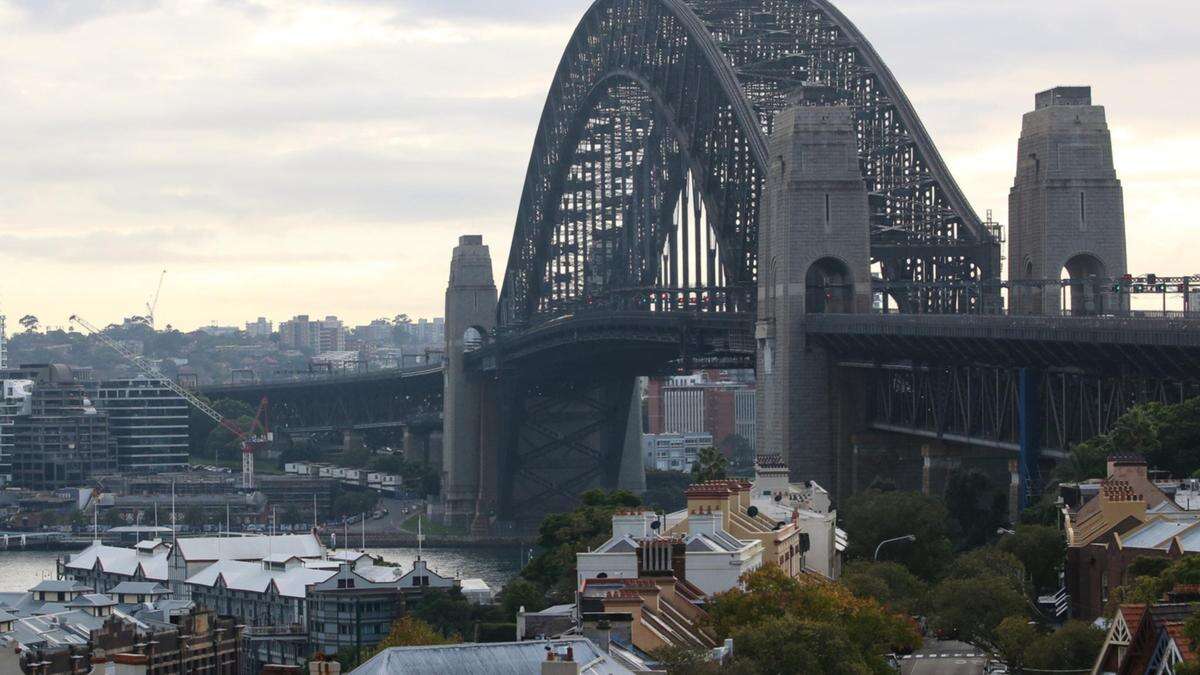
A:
500;0;999;328
864;364;1200;454
202;372;443;434
502;375;634;520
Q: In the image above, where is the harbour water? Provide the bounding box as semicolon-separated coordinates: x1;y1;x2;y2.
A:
0;546;524;593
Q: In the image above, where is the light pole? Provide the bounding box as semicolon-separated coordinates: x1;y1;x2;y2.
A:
874;534;917;561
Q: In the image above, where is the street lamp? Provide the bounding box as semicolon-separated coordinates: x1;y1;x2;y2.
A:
874;534;917;561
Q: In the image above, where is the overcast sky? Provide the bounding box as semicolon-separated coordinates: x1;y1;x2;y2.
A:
0;0;1196;331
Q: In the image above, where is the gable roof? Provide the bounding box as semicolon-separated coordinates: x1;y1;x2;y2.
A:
184;559;335;599
63;542;169;581
173;533;323;562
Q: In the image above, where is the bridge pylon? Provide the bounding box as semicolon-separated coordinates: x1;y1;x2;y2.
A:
756;100;872;498
1009;86;1128;315
442;235;499;529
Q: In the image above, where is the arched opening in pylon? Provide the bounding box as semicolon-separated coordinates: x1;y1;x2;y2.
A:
806;257;854;314
1060;253;1107;316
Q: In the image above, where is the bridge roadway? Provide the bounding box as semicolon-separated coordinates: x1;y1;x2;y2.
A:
806;313;1200;378
203;311;1200;444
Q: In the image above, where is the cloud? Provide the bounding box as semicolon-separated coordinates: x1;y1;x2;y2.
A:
0;0;1197;329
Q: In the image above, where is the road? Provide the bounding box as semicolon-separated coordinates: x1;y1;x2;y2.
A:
900;640;991;675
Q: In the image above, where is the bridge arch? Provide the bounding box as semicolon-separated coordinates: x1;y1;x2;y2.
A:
500;0;1001;328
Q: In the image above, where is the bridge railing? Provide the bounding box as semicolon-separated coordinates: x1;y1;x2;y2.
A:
530;286;757;325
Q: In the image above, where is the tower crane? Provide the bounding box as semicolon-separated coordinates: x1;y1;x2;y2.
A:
69;314;269;489
145;270;167;329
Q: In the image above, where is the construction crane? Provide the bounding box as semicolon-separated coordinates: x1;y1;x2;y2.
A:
145;270;167;329
69;314;270;490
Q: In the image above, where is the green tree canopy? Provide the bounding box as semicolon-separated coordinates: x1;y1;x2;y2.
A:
998;524;1065;592
840;490;954;580
1023;620;1107;671
691;447;728;483
519;490;642;603
943;470;1008;549
707;565;920;674
840;560;927;616
926;574;1027;646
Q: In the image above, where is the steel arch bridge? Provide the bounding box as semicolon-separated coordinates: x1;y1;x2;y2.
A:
499;0;1001;329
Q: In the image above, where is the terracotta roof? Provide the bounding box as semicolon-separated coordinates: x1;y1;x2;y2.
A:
1122;604;1148;638
1166;622;1198;664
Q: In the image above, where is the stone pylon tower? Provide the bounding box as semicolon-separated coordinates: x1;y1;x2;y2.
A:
755;101;871;495
1009;87;1127;315
442;235;498;527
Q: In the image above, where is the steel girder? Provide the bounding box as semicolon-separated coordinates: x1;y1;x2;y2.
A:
499;0;1000;327
200;371;443;434
861;364;1200;455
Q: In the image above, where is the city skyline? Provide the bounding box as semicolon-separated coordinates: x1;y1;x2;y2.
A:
0;0;1196;331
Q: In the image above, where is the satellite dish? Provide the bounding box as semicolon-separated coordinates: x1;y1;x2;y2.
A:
650;520;661;530
747;506;759;518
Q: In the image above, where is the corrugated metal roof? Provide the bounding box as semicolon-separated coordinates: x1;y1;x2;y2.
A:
350;638;634;675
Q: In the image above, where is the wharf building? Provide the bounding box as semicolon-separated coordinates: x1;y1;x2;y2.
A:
58;532;491;670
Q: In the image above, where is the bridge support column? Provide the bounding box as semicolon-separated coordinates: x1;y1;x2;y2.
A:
921;442;961;497
442;235;498;529
617;378;647;496
756;100;871;497
1018;368;1043;510
1009;87;1127;316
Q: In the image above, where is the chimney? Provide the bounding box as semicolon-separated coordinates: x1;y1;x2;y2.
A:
541;643;582;675
689;509;722;538
611;512;653;540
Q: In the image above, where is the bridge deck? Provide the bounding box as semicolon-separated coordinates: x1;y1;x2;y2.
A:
804;314;1200;378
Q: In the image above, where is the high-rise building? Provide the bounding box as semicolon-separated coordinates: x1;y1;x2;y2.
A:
0;314;8;370
0;379;34;485
4;365;117;490
646;371;757;453
245;317;273;339
317;316;346;353
91;377;190;472
278;315;347;353
278;315;317;351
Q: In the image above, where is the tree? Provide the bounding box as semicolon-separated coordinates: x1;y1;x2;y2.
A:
1055;398;1200;481
926;575;1027;646
643;469;693;513
691;447;727;483
943;470;1008;549
363;616;460;660
945;547;1027;595
520;490;642;603
995;615;1039;671
840;490;954;580
720;435;756;474
1023;621;1107;671
707;565;920;674
840;560;927;615
998;524;1065;592
497;578;546;620
19;315;39;332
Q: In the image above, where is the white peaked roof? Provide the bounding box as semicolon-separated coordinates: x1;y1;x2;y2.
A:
185;559;335;599
64;542;169;581
173;533;324;562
